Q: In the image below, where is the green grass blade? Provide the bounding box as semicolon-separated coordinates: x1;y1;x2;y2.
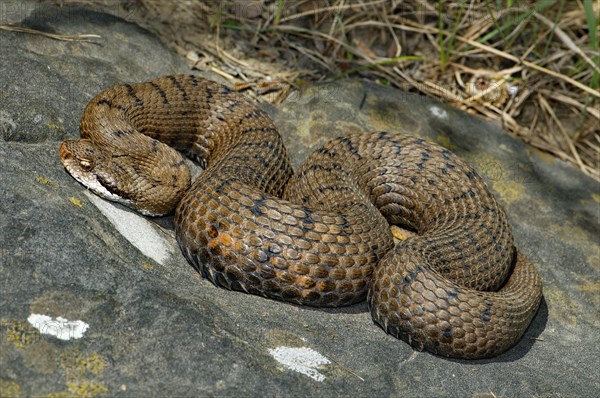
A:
584;0;599;89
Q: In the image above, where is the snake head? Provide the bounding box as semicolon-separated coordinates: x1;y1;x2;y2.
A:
59;139;131;205
59;138;191;216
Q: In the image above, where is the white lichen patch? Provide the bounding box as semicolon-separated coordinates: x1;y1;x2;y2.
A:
27;314;89;340
429;105;448;120
268;346;331;382
85;191;173;265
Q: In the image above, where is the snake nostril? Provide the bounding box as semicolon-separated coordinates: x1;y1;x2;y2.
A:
59;143;73;162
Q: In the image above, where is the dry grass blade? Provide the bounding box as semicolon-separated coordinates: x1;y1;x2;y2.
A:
532;12;600;75
278;0;390;24
0;25;101;42
539;90;600;120
538;95;585;171
521;60;600;99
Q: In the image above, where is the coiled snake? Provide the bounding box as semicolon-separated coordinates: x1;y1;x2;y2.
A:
59;75;542;359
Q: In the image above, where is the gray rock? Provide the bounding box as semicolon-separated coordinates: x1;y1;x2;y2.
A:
1;3;598;397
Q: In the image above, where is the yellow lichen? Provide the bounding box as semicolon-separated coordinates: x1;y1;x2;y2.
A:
491;180;526;203
70;197;83;208
36;176;59;188
42;382;109;398
465;153;528;203
41;391;72;398
575;276;600;310
577;192;599;205
47;123;64;133
66;382;108;398
60;350;106;380
575;278;600;292
80;353;106;377
550;222;591;246
1;319;40;348
544;285;578;326
39;350;108;398
435;135;457;150
0;379;24;398
466;153;505;181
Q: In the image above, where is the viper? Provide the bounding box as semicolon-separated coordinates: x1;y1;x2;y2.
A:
59;75;542;359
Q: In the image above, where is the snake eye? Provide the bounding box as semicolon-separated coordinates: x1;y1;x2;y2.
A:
77;157;94;172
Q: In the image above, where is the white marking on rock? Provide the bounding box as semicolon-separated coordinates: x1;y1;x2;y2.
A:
430;105;448;119
85;191;173;265
268;346;331;382
27;314;89;341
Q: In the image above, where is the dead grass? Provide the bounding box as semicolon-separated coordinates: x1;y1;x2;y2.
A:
47;0;600;180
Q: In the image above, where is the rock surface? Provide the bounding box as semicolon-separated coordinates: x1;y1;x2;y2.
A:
1;3;598;397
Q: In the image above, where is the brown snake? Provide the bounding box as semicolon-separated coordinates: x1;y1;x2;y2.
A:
59;75;542;359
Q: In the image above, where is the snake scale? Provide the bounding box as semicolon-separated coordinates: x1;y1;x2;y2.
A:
59;75;542;359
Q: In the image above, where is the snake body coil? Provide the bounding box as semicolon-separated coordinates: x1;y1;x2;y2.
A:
59;75;542;359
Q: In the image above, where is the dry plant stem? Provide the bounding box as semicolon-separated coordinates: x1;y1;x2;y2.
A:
538;95;586;170
532;12;600;74
315;18;600;98
0;25;100;42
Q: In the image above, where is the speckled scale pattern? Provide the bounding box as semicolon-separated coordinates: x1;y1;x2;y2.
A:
60;75;542;359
